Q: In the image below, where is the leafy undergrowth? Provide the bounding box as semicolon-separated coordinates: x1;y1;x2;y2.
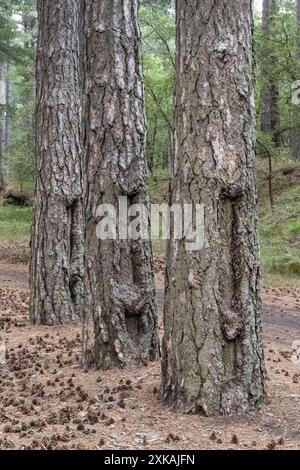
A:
258;158;300;287
260;183;300;286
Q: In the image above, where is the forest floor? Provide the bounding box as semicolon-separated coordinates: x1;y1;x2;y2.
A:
0;258;300;451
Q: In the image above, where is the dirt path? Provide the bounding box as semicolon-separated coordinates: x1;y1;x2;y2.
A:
264;294;300;330
0;263;28;290
0;262;300;450
1;262;299;331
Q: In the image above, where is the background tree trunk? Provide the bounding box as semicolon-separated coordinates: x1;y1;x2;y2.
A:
261;0;280;147
0;62;12;190
0;62;6;191
161;0;266;416
4;63;12;149
30;0;84;325
291;0;300;160
83;0;158;370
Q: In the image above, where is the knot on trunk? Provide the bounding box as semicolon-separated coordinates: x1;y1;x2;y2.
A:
221;309;242;341
111;281;148;317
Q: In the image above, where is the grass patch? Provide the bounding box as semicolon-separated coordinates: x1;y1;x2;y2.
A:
0;205;32;243
262;273;300;290
259;183;300;279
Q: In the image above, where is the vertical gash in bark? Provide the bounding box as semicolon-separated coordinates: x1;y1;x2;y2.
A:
30;0;84;325
161;0;266;416
83;0;158;370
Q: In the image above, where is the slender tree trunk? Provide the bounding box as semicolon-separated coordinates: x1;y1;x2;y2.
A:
261;0;280;147
0;62;12;190
161;0;265;416
0;62;5;191
30;0;84;325
5;63;12;149
83;0;158;369
162;149;168;170
268;151;274;209
291;0;300;160
147;114;157;172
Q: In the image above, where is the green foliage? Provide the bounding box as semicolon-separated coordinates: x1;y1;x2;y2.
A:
255;0;298;154
140;3;175;172
7;61;35;192
1;0;36;191
0;1;19;62
256;131;277;158
0;0;36;63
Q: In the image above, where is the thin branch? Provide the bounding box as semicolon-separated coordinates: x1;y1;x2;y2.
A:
142;19;175;69
144;78;173;133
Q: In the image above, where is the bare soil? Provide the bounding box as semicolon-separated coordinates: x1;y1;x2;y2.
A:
0;261;300;450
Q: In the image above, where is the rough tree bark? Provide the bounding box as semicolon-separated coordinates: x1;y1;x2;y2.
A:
83;0;158;369
291;0;300;160
261;0;280;147
161;0;266;416
30;0;84;325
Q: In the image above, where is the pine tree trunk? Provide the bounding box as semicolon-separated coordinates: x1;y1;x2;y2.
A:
0;62;12;190
83;0;158;369
261;0;280;147
30;0;84;325
0;62;6;191
161;0;266;416
291;0;300;160
4;63;12;149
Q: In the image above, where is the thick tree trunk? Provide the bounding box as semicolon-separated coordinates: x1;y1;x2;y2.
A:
261;0;280;147
161;0;266;416
0;63;5;191
291;0;300;160
30;0;84;325
83;0;158;369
